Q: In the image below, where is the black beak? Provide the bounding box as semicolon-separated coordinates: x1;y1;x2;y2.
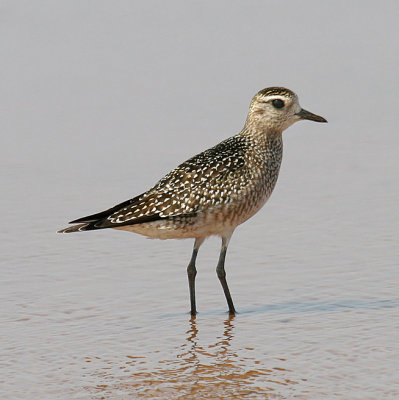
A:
296;108;327;123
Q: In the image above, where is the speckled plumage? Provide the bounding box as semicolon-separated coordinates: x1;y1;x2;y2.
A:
59;87;327;315
108;132;282;239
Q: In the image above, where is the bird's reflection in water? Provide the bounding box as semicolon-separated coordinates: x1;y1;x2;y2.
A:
177;315;238;382
87;315;298;399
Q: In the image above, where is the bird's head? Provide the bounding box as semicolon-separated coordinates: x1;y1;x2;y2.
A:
246;87;327;132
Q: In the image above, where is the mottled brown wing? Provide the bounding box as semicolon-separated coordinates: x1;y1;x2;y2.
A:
95;136;248;228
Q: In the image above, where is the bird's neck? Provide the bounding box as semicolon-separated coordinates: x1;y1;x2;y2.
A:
239;122;283;144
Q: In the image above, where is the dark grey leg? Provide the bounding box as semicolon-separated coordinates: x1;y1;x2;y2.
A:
216;234;236;315
187;238;204;316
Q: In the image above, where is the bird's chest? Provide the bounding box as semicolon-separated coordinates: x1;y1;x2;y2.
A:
234;137;283;222
259;140;283;194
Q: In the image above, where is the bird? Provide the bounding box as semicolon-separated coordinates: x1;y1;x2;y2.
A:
58;87;327;315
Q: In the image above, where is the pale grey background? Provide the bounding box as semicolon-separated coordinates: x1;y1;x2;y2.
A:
2;1;398;223
1;1;398;399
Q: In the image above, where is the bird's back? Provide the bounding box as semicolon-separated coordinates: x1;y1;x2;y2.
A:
59;131;283;238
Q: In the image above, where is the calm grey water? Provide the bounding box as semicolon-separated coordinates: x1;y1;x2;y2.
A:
2;1;399;399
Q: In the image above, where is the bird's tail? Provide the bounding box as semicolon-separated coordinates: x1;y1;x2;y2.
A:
57;223;93;233
57;195;144;234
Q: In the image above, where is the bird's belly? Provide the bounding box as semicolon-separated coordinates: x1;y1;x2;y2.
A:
114;188;273;240
113;209;237;239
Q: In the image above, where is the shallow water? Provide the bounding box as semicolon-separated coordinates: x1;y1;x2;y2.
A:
2;1;399;399
2;144;399;399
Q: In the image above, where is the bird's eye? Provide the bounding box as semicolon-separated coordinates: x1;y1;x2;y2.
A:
272;99;285;109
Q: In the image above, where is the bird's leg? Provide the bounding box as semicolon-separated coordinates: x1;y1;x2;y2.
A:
187;238;204;316
216;234;236;315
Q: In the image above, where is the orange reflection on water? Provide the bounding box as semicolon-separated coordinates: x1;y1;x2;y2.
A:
86;315;299;399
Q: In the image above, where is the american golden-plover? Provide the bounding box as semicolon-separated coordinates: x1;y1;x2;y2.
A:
58;87;327;315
